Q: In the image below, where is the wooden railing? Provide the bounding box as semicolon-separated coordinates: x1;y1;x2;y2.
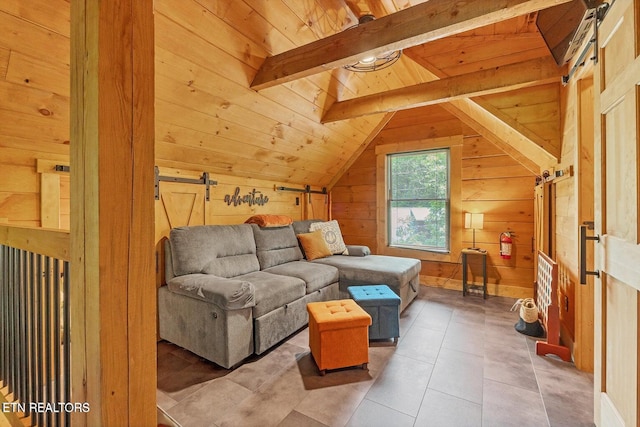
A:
0;225;71;427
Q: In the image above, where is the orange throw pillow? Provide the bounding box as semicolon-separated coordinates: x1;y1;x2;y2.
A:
297;230;332;261
245;214;293;227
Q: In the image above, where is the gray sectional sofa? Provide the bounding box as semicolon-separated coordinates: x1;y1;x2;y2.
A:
158;220;421;369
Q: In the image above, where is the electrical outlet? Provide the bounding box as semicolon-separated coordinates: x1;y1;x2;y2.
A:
564;295;569;312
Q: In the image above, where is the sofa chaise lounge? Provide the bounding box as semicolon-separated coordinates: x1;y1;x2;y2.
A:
158;220;421;368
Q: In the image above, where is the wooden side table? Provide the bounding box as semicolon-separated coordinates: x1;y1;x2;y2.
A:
462;249;487;299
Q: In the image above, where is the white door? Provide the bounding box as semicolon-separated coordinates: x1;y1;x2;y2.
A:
593;0;640;425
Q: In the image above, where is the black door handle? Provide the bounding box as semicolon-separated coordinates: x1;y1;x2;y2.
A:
579;221;600;285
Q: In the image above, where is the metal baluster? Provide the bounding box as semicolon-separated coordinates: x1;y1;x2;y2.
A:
8;247;15;397
54;259;61;427
45;256;52;427
12;247;18;399
36;254;43;427
14;247;22;403
63;260;71;427
0;246;73;426
19;250;27;408
28;252;36;422
0;245;6;388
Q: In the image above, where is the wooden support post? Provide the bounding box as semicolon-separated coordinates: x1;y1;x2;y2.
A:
70;0;155;426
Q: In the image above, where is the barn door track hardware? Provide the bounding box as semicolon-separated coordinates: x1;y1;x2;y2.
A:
154;166;217;201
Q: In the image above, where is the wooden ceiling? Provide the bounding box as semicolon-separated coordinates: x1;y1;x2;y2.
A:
154;0;568;187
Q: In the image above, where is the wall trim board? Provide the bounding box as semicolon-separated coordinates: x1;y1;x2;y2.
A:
419;276;534;299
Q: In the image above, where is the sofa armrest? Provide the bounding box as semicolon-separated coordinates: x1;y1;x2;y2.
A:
345;245;371;257
167;274;255;310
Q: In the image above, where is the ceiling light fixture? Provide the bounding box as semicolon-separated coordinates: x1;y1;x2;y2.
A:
343;14;402;72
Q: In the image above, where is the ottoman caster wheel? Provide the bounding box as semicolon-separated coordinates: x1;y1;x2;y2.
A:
319;369;326;376
362;363;368;371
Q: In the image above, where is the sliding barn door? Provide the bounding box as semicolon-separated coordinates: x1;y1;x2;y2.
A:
155;181;208;285
593;0;640;425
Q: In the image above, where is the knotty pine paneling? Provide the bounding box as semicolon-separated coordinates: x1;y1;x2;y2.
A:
153;0;430;187
332;104;537;298
0;0;556;236
0;0;70;37
0;1;70;227
5;51;70;97
376;118;463;143
0;47;9;79
405;19;562;164
477;83;561;158
0;193;39;227
405;17;547;78
0;165;38;193
462;176;535;201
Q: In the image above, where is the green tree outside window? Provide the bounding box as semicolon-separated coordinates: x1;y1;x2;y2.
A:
388;149;450;251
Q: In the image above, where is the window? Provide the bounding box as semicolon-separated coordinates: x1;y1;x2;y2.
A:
387;149;450;252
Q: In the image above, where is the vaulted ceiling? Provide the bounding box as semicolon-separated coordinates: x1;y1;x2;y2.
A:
154;0;569;187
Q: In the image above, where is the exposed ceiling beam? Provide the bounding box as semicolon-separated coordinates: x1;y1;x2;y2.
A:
442;99;556;174
405;52;561;173
322;56;561;122
250;0;572;90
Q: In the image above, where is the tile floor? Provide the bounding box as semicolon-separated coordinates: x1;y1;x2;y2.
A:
157;286;595;427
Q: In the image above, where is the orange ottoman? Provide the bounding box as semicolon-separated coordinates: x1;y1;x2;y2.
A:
307;299;372;375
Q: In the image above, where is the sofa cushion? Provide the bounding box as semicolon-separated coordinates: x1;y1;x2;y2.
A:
310;220;348;255
292;219;321;235
234;271;306;318
170;224;260;278
265;261;339;293
251;224;303;269
312;255;421;290
345;245;371;257
167;274;255;310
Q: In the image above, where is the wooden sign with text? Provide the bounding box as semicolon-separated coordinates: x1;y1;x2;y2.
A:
224;187;269;207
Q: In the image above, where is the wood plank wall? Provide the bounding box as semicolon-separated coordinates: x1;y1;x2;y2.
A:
2;0;336;232
0;1;71;228
152;0;424;188
332;104;537;298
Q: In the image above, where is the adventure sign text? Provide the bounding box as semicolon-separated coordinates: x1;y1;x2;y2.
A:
224;187;269;207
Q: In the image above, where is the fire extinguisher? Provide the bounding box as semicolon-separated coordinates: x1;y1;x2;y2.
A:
500;232;513;259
